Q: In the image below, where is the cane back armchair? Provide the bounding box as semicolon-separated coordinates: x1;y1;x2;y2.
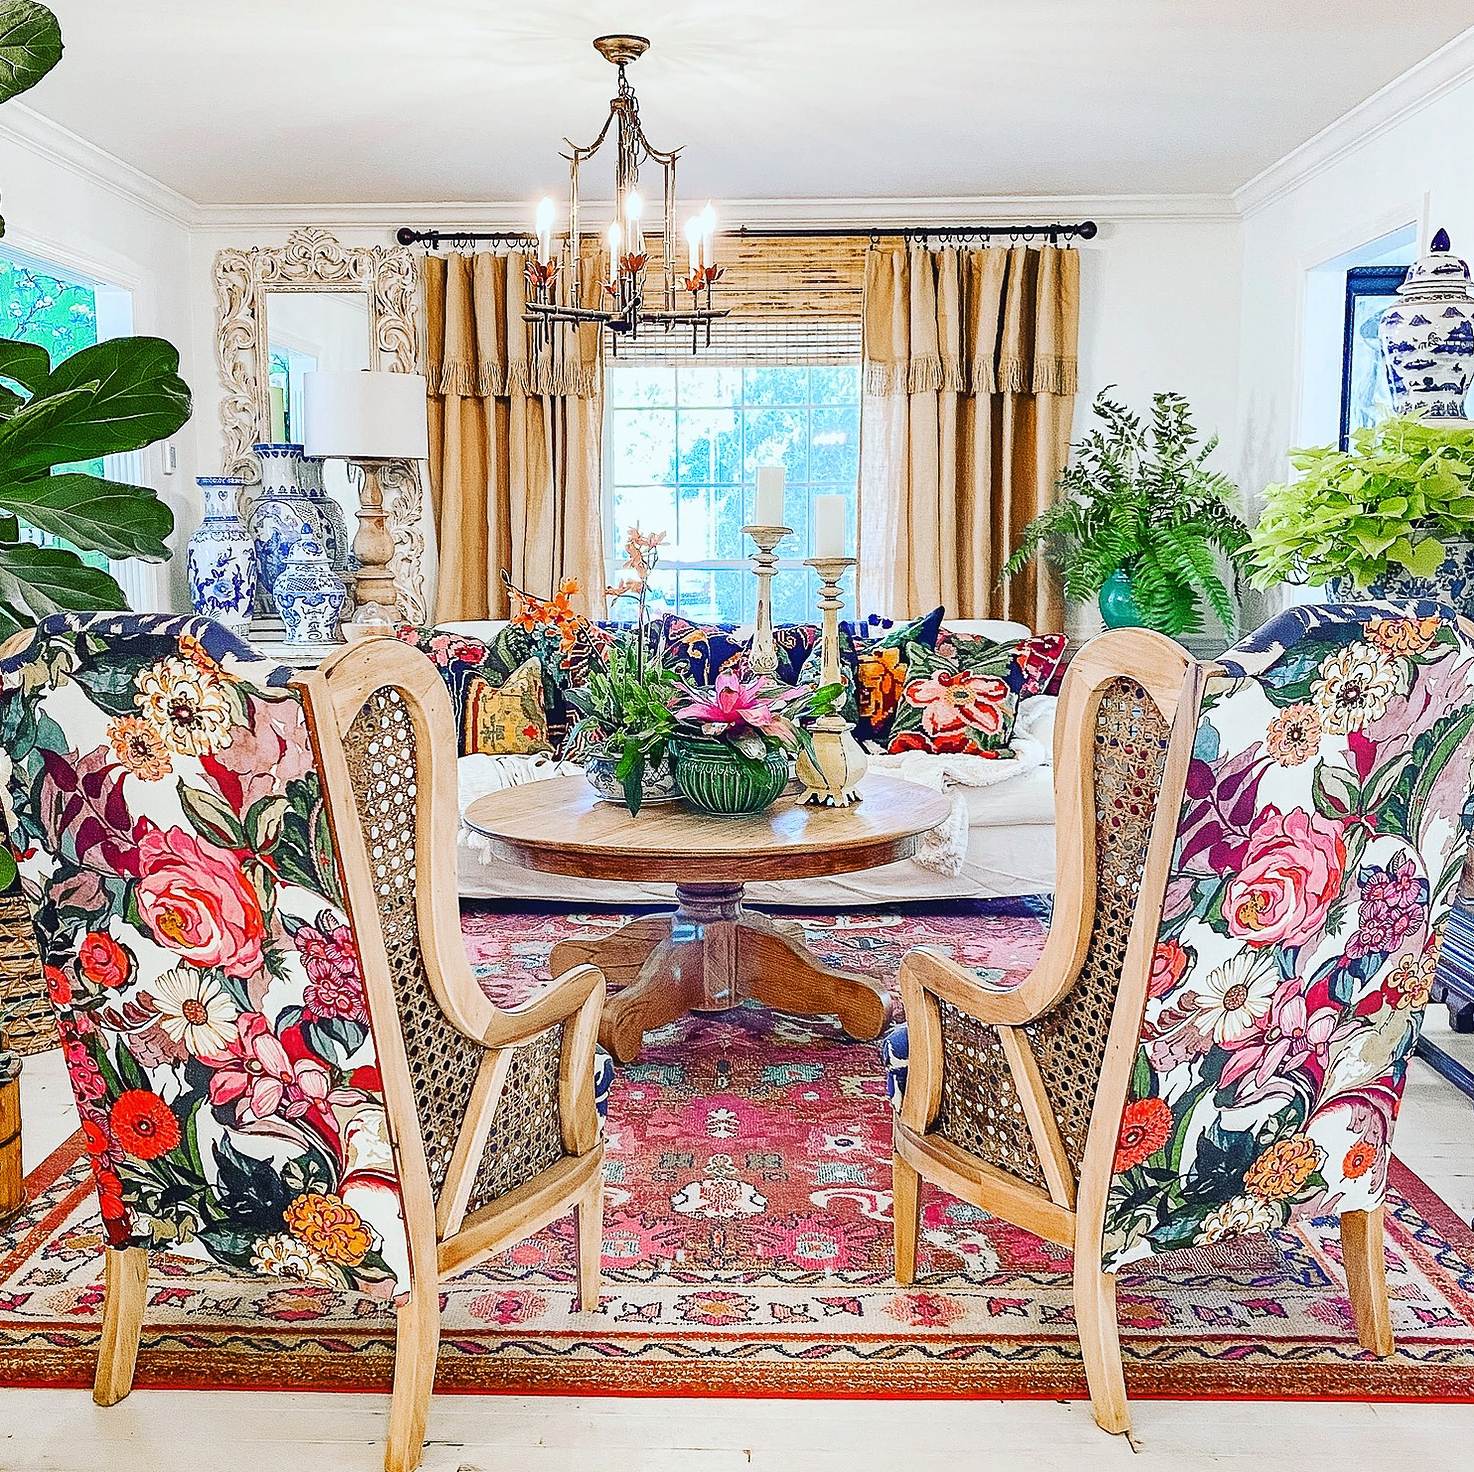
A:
0;615;610;1472
885;606;1474;1433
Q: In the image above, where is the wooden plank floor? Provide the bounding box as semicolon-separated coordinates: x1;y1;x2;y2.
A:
6;1026;1473;1472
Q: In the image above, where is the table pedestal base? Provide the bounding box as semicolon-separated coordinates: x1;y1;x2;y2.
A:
548;882;893;1063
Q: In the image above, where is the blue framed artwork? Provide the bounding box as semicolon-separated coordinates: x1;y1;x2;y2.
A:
1339;264;1408;448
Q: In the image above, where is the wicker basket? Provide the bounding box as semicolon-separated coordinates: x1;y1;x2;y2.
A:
0;892;57;1055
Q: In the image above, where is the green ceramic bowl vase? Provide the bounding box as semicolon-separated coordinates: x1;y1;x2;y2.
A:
672;737;790;817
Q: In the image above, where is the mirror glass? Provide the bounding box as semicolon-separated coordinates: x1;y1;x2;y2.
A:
265;289;372;532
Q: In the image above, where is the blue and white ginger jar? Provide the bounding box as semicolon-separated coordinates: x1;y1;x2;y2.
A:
248;443;342;614
1378;229;1474;421
186;477;256;635
273;535;346;645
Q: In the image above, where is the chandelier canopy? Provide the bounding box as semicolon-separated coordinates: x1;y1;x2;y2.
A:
525;35;726;353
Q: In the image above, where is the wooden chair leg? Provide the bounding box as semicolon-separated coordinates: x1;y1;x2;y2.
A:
385;1286;441;1472
574;1179;603;1313
892;1153;921;1286
93;1246;148;1407
1073;1258;1130;1434
1342;1205;1395;1356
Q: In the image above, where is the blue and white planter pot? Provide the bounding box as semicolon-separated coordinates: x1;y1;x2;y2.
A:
1327;537;1474;619
186;477;256;635
273;536;347;645
1378;229;1474;422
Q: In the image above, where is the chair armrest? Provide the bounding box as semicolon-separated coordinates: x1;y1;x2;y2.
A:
900;944;1071;1028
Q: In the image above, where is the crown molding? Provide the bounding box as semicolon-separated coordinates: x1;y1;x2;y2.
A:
1234;26;1474;219
191;192;1240;235
0;102;198;229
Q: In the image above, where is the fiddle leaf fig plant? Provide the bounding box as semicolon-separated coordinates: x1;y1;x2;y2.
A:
0;1;188;635
1246;416;1474;592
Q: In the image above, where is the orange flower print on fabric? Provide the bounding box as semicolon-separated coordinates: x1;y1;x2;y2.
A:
1113;1097;1173;1173
1148;938;1189;999
110;1089;180;1160
1263;704;1321;767
1342;1141;1378;1180
283;1192;373;1266
107;714;172;780
1383;952;1437;1010
78;931;131;989
1242;1134;1321;1203
1365;614;1440;656
856;647;906;727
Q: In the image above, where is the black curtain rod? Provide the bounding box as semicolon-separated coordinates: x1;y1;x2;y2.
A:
395;220;1097;249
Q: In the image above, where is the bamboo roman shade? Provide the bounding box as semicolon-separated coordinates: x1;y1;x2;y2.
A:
609;233;866;365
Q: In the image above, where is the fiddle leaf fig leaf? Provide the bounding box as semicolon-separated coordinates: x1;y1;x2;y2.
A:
0;338;49;395
0;541;127;634
0;472;173;560
0;1;62;106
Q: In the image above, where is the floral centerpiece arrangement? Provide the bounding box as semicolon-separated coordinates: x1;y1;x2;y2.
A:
564;526;680;814
670;669;839;817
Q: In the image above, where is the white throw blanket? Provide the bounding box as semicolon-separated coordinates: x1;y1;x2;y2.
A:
864;696;1054;876
456;696;1056;878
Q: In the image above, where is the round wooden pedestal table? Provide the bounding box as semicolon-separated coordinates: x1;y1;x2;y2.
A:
463;774;952;1063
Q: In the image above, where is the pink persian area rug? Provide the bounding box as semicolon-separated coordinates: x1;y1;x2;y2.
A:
3;901;1474;1402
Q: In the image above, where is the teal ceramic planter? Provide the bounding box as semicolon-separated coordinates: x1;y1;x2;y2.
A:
673;738;789;817
1098;567;1143;628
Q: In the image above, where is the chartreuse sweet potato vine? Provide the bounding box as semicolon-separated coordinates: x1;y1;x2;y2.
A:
1247;417;1474;592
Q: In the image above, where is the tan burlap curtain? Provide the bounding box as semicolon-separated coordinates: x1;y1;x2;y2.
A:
858;244;1079;629
422;248;607;621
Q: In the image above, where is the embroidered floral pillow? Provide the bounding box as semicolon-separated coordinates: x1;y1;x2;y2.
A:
661;616;819;688
885;638;1021;756
797;606;945;745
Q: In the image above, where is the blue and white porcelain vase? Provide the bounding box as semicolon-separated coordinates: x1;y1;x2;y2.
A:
298;454;353;577
186;477;256;635
247;443;331;614
273;535;346;645
1378;229;1474;421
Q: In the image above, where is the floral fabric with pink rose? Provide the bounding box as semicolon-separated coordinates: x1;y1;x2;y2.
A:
0;615;412;1301
1102;603;1474;1272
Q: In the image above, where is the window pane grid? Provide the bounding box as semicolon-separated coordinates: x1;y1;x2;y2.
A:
607;363;860;627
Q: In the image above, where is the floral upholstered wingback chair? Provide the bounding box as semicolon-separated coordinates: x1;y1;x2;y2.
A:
0;615;610;1472
884;604;1474;1434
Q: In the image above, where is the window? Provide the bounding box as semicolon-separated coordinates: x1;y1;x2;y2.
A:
0;248;135;572
1340;265;1409;448
605;363;861;625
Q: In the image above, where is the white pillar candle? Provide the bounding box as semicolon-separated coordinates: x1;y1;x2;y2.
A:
685;216;702;275
813;495;847;558
755;466;785;527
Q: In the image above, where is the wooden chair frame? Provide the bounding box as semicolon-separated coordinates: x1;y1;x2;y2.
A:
90;637;606;1472
891;629;1395;1434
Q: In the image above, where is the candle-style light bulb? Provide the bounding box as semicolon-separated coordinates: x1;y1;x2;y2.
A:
700;201;717;266
606;219;623;258
684;215;703;275
535;196;555;265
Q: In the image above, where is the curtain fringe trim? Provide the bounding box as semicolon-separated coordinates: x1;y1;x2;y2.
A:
864;356;1077;398
430;360;598;400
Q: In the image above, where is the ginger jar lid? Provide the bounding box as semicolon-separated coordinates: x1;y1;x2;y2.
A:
1397;228;1474;300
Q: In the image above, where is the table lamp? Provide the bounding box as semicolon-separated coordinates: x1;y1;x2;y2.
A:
303;369;429;636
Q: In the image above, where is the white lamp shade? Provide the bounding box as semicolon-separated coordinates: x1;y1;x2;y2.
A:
303;370;429;460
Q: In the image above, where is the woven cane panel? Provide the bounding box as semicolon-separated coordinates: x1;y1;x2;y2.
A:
0;893;57;1055
464;1026;567;1215
1026;676;1171;1174
934;998;1047;1188
343;684;484;1203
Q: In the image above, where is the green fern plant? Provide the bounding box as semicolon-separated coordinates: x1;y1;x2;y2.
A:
1000;388;1249;637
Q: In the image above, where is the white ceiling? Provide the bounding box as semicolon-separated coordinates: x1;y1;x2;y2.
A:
24;2;1474;207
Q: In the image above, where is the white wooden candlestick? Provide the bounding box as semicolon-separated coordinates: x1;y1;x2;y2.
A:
796;556;867;806
741;523;791;678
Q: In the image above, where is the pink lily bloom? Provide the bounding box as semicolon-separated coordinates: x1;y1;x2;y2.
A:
1219;980;1340;1093
206;1012;331;1123
672;668;798;734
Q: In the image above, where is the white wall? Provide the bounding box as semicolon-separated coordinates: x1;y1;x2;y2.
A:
1235;40;1474;507
0;111;201;613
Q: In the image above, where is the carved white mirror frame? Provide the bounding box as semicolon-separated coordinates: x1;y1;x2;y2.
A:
213;226;432;623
